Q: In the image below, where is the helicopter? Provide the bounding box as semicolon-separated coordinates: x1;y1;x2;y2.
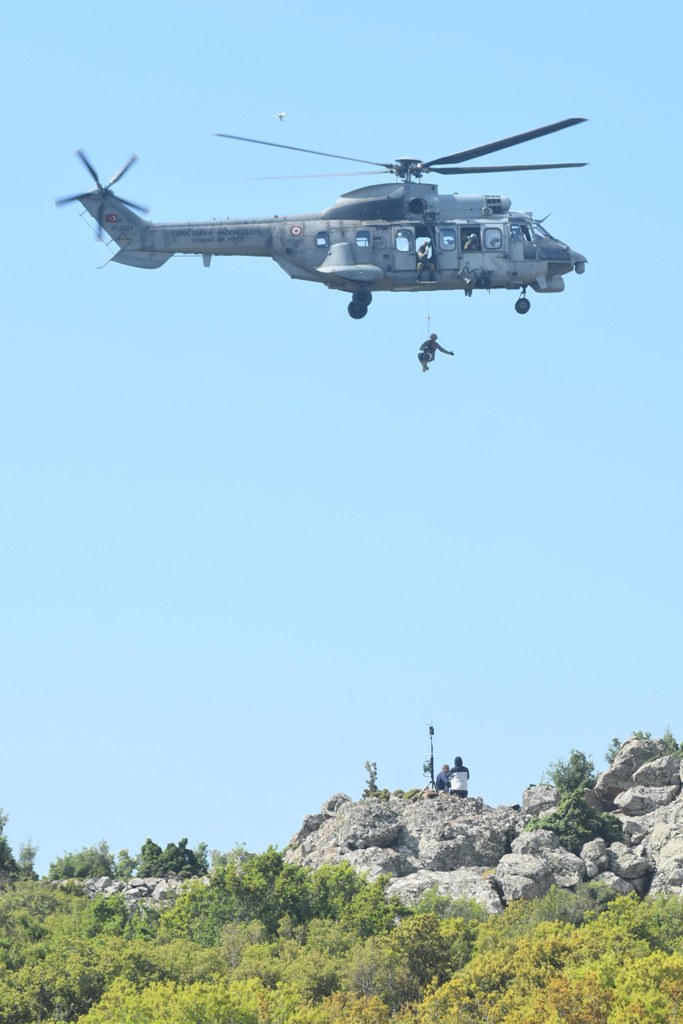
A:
57;118;588;320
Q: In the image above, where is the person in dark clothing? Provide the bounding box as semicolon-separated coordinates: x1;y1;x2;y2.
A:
418;333;454;372
416;241;435;281
435;764;451;793
450;756;469;797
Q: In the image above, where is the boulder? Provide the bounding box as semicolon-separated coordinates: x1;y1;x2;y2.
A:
522;784;560;817
321;793;352;817
386;868;504;915
511;830;586;888
606;842;652;894
495;854;554;901
633;755;681;788
643;822;683;895
594;736;664;804
592;871;636;896
289;813;326;847
581;838;609;879
614;785;679;816
336;801;400;850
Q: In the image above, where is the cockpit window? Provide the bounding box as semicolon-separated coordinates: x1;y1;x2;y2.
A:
532;223;558;241
439;229;456;251
395;228;413;252
484;227;502;250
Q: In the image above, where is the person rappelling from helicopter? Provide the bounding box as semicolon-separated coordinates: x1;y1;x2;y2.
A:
418;333;454;372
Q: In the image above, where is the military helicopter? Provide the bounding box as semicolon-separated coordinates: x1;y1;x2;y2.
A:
57;118;588;319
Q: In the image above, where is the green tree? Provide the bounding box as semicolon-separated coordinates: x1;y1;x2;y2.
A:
0;809;18;880
137;838;163;877
16;842;38;881
138;837;207;878
340;877;405;938
114;848;138;880
544;749;596;794
526;789;623;854
48;840;115;880
363;762;378;797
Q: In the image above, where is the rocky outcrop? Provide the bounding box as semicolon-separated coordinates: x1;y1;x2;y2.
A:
62;873;200;913
71;737;682;919
285;736;683;913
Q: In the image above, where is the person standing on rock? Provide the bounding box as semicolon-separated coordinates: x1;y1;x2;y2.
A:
450;756;470;798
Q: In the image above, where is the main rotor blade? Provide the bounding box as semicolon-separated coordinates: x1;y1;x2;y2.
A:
432;161;588;175
108;154;138;187
117;196;150;214
76;149;101;186
215;132;389;169
425;118;587;168
55;191;93;206
250;170;387;180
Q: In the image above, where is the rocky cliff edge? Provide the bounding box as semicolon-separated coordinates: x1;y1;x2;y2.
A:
283;736;683;913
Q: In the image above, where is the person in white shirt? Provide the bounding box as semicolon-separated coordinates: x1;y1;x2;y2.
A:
450;756;470;798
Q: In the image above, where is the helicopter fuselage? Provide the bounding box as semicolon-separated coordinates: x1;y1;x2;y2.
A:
79;179;586;318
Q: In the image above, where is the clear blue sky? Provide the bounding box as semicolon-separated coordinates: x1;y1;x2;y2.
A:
2;2;681;877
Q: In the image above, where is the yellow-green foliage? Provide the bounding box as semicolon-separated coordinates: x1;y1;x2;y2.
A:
2;869;683;1023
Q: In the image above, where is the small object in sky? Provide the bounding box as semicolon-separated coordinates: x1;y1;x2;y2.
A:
273;112;287;122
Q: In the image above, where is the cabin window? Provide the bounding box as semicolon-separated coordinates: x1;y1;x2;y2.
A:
461;228;481;252
316;231;329;248
484;227;503;250
394;229;413;252
439;229;456;251
356;230;371;248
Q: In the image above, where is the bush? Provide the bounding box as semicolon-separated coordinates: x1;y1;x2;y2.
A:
48;840;115;880
544;750;596;795
526;790;623;855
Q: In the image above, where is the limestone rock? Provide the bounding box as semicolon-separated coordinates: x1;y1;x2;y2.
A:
594;736;664;804
511;830;586;888
522;784;560;817
495;854;554;901
643;821;683;895
633;754;681;788
386;868;504;915
614;785;679;816
335;800;400;850
321;793;352;817
581;838;608;879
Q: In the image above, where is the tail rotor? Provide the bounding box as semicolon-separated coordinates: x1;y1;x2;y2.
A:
56;150;149;238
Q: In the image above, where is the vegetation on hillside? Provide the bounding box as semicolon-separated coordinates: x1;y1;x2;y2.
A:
1;736;682;1021
1;860;683;1022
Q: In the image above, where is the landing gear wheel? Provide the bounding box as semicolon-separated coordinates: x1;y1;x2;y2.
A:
348;301;368;319
515;297;531;315
352;289;372;306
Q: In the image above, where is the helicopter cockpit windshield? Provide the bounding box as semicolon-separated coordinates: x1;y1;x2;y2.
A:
531;222;559;242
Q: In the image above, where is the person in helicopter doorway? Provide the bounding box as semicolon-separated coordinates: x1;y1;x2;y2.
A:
463;231;480;252
418;333;454;372
416;240;435;281
450;756;470;798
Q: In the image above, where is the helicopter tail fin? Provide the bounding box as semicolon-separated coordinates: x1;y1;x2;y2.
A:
77;193;172;267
